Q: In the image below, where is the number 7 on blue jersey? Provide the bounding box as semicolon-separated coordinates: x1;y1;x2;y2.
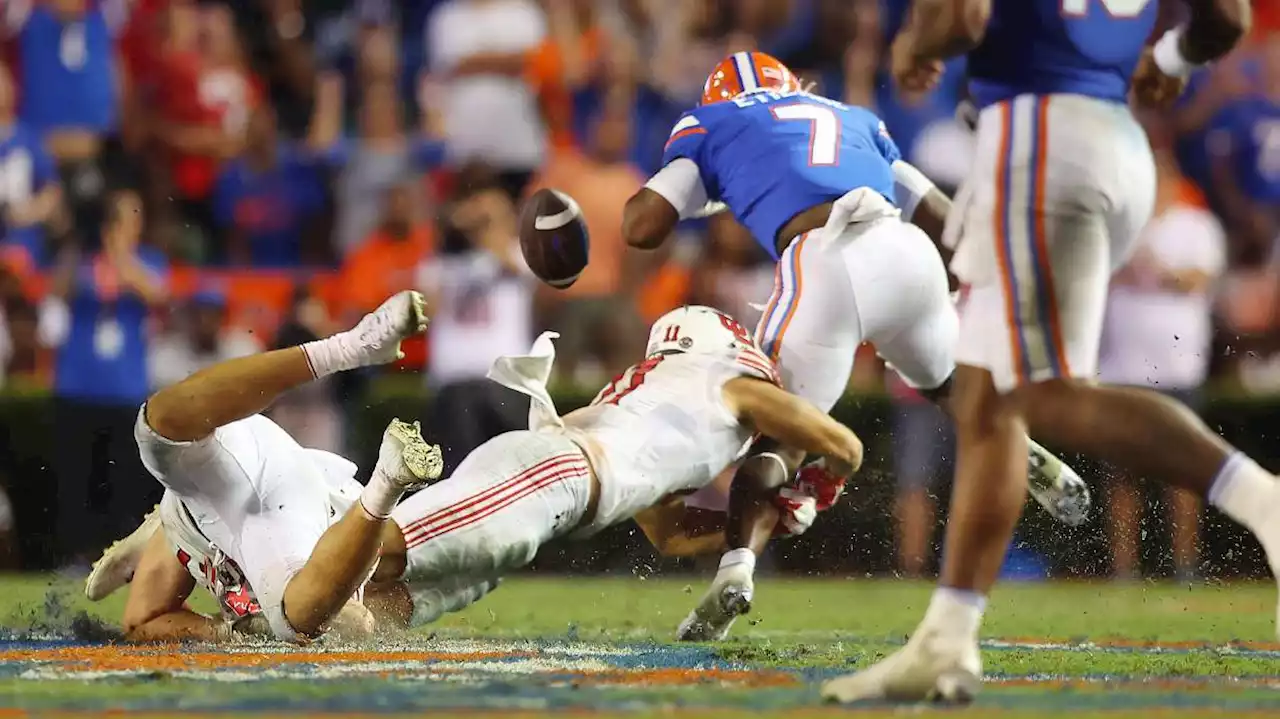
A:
771;104;841;166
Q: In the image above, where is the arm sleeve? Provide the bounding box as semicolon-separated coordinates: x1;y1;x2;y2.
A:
643;158;710;219
891;160;938;222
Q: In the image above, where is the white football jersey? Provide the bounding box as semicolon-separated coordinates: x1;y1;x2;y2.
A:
563;345;779;535
158;490;266;624
156;447;363;626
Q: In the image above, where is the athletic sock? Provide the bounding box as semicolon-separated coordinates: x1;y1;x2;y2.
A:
359;473;405;520
301;333;357;379
719;548;756;573
1208;452;1279;541
923;587;986;639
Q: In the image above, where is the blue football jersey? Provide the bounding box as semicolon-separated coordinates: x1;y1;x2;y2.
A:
967;0;1158;109
662;90;901;260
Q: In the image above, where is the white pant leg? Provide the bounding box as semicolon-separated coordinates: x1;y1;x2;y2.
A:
841;218;958;390
391;430;593;588
136;407;341;641
755;218;956;410
754;230;862;413
950;94;1155;391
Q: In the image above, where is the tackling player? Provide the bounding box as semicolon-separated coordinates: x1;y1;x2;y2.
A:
359;306;865;629
86;291;442;643
621;51;1092;641
821;0;1265;704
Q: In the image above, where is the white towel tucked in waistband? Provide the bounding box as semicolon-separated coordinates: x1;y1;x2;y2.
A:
486;331;565;432
818;187;901;239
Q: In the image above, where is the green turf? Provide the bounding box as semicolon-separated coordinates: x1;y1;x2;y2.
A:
0;574;1275;717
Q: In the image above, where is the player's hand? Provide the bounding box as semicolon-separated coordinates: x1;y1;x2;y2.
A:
1131;47;1187;110
773;486;818;537
890;33;944;95
795;458;849;511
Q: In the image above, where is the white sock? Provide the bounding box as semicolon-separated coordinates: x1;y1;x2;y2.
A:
1208;452;1278;541
301;333;356;379
359;473;405;520
922;587;986;639
720;547;756;572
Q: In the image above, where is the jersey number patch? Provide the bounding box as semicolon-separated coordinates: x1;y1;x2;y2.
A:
595;355;666;406
1060;0;1152;17
770;104;840;166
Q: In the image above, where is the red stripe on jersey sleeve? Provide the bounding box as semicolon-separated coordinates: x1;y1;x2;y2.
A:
735;348;782;386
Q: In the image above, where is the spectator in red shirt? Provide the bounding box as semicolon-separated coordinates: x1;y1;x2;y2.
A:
152;1;259;260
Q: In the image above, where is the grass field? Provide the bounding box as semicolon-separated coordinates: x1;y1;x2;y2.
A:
0;574;1276;717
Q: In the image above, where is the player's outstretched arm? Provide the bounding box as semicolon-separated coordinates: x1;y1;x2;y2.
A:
122;529;224;643
722;377;864;477
622;188;681;250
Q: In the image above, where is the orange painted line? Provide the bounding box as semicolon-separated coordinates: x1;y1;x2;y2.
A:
0;647;531;672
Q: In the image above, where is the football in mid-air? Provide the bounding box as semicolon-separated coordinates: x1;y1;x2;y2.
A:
519;188;590;289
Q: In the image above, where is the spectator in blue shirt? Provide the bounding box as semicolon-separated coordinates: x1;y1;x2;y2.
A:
5;0;129;251
44;188;168;566
213;107;329;267
1208;45;1280;263
0;62;61;267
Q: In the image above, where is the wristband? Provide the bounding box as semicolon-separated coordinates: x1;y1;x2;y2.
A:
1152;26;1198;78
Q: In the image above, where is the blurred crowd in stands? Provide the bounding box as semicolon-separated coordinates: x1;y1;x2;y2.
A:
0;0;1275;576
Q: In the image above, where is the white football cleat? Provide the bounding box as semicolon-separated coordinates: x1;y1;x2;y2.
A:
821;626;983;704
85;505;161;601
1026;438;1091;526
374;418;443;491
348;290;429;367
676;561;754;642
409;575;501;627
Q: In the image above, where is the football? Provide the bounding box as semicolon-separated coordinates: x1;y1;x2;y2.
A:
518;188;590;289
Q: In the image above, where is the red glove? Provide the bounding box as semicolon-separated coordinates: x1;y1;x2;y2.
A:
793;460;848;512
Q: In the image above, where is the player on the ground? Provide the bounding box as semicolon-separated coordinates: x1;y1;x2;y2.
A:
93;305;866;638
820;0;1263;704
85;291;442;643
358;305;865;629
621;50;1092;641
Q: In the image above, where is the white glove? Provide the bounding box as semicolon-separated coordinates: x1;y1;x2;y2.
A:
773;486;818;537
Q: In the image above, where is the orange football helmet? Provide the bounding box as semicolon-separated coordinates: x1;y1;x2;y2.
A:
701;51;801;106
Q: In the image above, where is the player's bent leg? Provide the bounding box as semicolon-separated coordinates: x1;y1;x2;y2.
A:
677;444;802;642
822;363;1014;704
386;430;594;623
278;419;442;639
145;291;427;443
755;230;860;413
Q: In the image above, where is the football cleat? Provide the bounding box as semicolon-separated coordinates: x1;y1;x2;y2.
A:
347;291;429;367
85;505;161;601
1026;439;1091;526
676;561;754;642
821;626;983;704
374;419;444;491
